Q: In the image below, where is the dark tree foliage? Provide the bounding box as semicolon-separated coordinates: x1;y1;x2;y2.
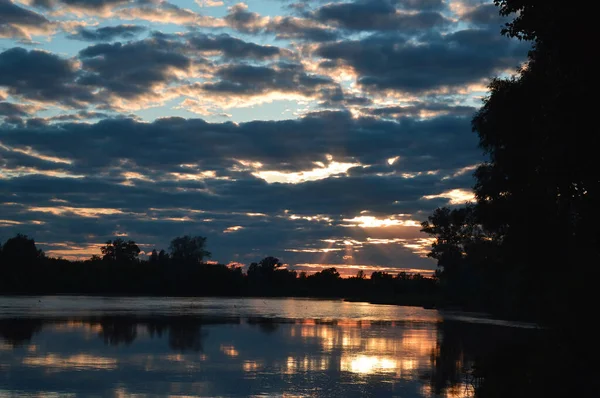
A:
100;238;140;263
169;235;211;265
1;234;44;264
0;233;437;305
423;0;596;323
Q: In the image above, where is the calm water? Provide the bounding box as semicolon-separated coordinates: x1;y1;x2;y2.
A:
0;296;537;397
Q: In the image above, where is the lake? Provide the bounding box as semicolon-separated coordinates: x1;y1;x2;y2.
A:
0;296;539;397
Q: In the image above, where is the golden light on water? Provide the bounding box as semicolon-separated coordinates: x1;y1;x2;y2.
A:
341;355;398;374
22;354;117;370
220;344;239;357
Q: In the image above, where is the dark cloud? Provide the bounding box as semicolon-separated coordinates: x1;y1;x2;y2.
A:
365;103;477;118
77;39;190;99
224;3;266;34
29;0;132;10
0;110;478;183
318;87;372;108
46;111;110;121
313;0;450;32
68;24;146;41
317;28;528;93
393;0;445;11
202;63;337;97
0;102;32;117
461;3;507;27
0;0;51;39
187;33;284;59
266;17;339;42
0;47;93;106
0;108;479;267
0;0;508;269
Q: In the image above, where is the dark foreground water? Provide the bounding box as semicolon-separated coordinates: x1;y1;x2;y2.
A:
0;296;540;397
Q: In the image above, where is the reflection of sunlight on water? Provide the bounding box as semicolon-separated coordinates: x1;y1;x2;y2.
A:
421;383;475;398
293;323;438;379
0;392;76;398
221;344;239;357
243;360;262;372
22;354;117;370
282;356;330;374
50;321;103;340
341;355;398;374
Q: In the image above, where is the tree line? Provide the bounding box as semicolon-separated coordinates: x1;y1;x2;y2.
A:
0;233;437;304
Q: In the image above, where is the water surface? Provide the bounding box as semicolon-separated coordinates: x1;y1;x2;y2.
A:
0;296;536;397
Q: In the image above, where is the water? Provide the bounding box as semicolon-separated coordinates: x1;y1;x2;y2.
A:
0;296;538;397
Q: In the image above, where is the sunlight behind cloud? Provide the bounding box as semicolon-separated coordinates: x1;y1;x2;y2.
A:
253;158;360;184
422;189;475;204
341;216;420;228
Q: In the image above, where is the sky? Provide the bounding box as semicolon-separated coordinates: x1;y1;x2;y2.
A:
0;0;528;275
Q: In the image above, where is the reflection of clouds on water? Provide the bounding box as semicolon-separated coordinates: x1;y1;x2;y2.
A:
22;354;118;371
0;298;539;397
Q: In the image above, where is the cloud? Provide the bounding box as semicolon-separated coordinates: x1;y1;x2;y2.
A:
313;0;451;32
195;0;223;7
0;0;54;40
0;101;34;117
118;1;225;27
0;47;93;106
225;3;269;33
0;109;479;267
67;24;146;41
0;0;513;270
316;28;528;93
201;63;337;98
77;38;191;101
460;3;508;27
266;16;339;42
26;0;133;12
187;33;287;60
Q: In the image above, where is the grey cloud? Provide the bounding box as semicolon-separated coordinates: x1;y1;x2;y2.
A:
0;0;51;39
318;87;373;108
393;0;444;11
266;17;339;42
77;39;190;99
29;0;133;10
0;47;94;106
313;0;450;32
188;33;284;59
224;3;265;34
68;24;146;41
0;102;32;117
202;63;337;96
461;3;507;27
0;111;479;184
366;103;477;118
317;29;528;93
0;110;480;267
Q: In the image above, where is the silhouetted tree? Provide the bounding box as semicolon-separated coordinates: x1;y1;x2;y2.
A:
149;249;159;264
0;234;44;264
169;236;210;265
468;0;597;322
158;249;170;266
100;238;140;263
259;256;282;273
